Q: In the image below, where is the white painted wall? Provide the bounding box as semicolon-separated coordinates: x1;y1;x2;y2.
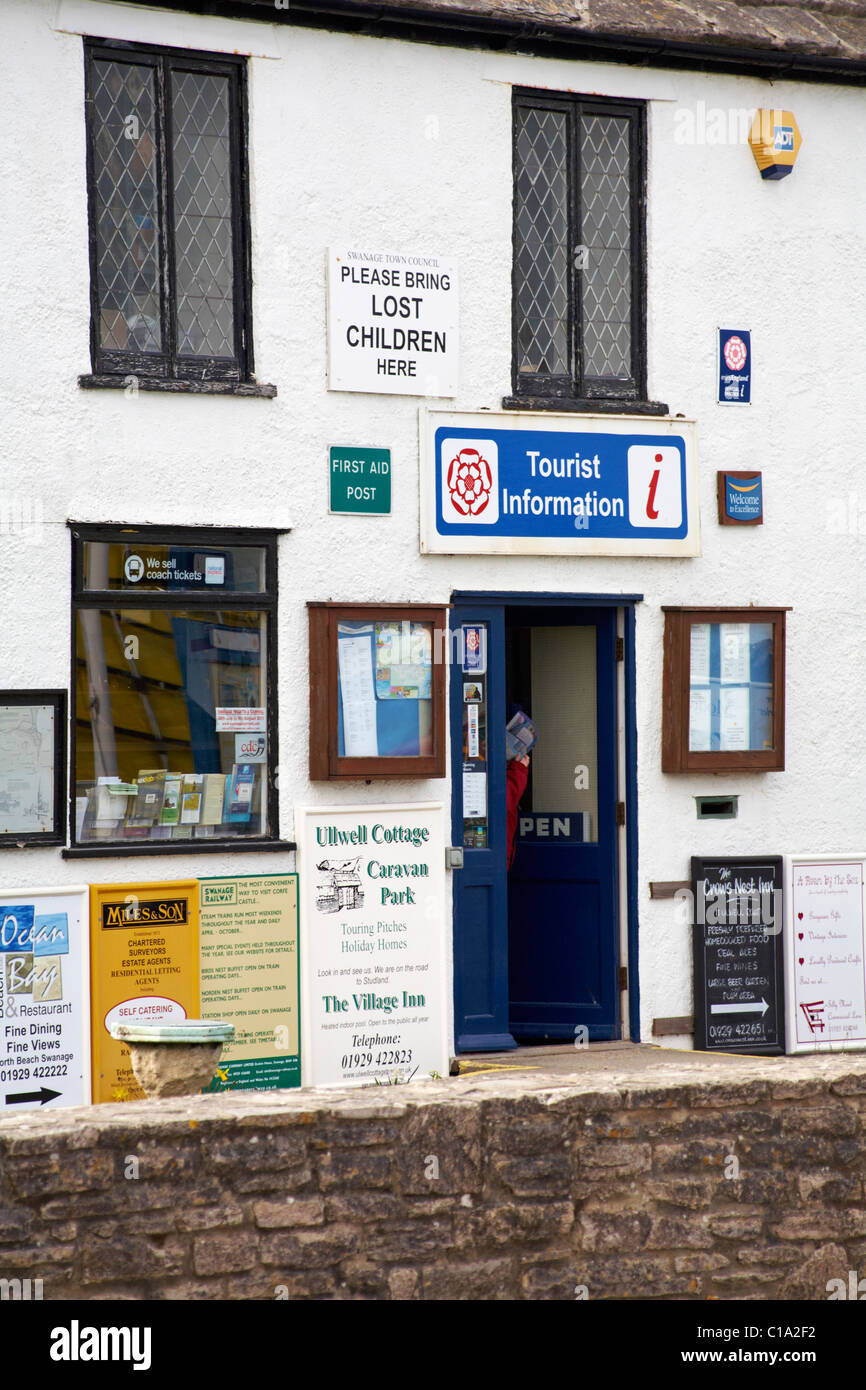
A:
1;0;864;1049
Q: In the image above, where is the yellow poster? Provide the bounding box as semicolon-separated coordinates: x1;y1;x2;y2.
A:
199;874;300;1091
89;881;200;1103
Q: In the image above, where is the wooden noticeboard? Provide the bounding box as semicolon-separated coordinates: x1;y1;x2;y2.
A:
691;856;784;1055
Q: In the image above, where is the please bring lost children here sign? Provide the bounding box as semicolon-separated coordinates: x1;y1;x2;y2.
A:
327;248;459;396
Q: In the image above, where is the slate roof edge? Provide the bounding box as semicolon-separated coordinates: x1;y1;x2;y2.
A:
126;0;866;84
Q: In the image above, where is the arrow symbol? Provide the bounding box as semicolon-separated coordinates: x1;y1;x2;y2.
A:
4;1087;62;1106
710;999;769;1017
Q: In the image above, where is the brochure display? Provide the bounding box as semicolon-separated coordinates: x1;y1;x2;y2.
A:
0;885;90;1110
298;802;448;1087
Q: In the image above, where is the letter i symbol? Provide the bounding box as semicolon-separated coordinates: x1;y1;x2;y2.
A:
646;456;662;519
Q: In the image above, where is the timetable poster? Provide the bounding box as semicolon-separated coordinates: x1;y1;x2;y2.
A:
786;857;866;1052
199;874;300;1091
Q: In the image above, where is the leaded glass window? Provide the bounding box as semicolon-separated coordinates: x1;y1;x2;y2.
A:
513;92;645;402
84;42;250;382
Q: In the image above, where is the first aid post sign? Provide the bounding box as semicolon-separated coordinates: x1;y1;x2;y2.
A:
420;410;699;557
330;446;391;515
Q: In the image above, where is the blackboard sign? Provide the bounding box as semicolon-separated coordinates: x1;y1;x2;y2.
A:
691;856;784;1055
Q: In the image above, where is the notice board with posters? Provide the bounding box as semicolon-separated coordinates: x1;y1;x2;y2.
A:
785;855;866;1053
199;873;300;1091
297;802;448;1087
89;881;199;1102
0;885;90;1111
691;856;784;1055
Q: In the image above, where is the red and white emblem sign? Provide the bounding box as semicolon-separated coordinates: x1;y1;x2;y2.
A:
440;438;499;524
447;447;493;516
723;335;748;371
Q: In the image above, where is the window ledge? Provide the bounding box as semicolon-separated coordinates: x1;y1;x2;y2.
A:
79;375;277;398
63;839;295;859
502;396;670;416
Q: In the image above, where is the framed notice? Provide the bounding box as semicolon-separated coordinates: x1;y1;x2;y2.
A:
297;802;449;1087
0;691;66;846
0;885;90;1110
691;857;784;1055
89;881;200;1102
200;874;300;1091
785;855;866;1053
327;248;459;397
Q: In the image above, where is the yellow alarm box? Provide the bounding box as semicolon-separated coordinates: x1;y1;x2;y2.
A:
749;109;802;180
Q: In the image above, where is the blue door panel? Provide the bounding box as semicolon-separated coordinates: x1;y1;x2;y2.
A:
460;882;496;1017
450;605;516;1053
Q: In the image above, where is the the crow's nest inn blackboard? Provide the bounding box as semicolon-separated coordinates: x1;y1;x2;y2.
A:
691;856;784;1055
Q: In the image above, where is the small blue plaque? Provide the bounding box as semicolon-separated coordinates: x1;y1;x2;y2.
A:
718;328;751;404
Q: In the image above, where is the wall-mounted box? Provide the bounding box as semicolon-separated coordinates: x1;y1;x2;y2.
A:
309;603;447;779
662;607;788;772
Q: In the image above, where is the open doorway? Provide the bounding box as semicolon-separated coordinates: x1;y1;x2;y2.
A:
451;597;627;1052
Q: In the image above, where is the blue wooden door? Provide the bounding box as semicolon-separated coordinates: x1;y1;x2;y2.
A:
451;601;620;1050
450;604;516;1052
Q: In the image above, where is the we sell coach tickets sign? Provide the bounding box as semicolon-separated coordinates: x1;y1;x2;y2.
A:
420;410;700;557
328;248;458;396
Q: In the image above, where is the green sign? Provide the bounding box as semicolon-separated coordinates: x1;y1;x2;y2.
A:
199;873;300;1092
329;446;391;514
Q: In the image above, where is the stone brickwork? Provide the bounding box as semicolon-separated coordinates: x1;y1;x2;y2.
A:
2;1055;866;1300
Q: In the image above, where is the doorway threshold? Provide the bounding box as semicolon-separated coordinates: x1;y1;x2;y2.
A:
450;1040;776;1079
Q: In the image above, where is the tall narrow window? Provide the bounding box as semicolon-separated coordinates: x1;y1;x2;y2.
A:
84;41;252;383
513;91;646;404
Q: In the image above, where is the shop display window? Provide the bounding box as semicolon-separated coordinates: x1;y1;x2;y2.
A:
70;526;279;849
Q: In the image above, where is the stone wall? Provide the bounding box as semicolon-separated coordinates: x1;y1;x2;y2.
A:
2;1056;866;1300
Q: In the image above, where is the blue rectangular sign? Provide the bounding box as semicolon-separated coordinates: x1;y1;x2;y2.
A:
432;427;688;539
724;473;762;523
718;329;751;404
422;411;698;556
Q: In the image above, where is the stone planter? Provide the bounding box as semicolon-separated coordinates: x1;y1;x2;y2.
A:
109;1019;235;1098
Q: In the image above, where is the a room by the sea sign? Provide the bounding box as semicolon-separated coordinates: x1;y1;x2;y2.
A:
690;856;784;1055
784;855;866;1054
327;248;458;396
297;802;449;1087
329;446;391;515
420;410;699;557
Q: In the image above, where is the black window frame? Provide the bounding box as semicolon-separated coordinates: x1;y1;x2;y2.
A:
83;38;255;386
0;690;67;849
510;88;648;409
66;523;288;858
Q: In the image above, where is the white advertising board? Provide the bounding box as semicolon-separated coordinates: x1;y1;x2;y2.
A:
0;885;90;1109
784;855;866;1053
298;802;449;1086
327;248;459;396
